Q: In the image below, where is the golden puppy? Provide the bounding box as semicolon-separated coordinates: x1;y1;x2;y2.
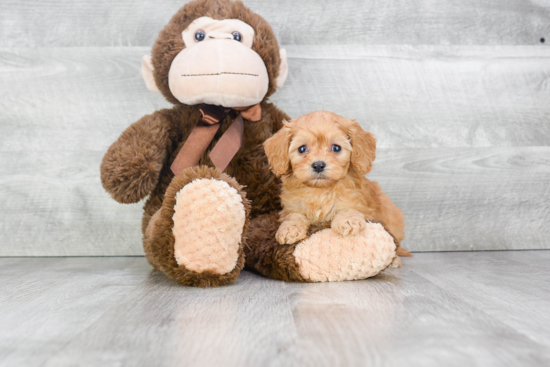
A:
264;110;410;264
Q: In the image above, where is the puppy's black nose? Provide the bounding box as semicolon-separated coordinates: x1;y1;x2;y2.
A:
312;161;326;173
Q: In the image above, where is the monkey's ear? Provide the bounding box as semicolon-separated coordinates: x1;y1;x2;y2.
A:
347;120;376;175
276;49;289;89
141;55;160;93
263;122;292;176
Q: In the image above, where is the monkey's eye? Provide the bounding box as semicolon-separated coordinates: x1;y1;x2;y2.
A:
232;32;242;42
331;144;341;153
298;145;307;154
194;30;206;42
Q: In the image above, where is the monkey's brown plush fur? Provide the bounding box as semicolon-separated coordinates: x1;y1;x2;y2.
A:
101;0;293;287
151;0;282;105
101;0;399;287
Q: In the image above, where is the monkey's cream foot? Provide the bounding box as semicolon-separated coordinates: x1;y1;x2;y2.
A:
173;178;246;274
294;223;395;282
331;212;367;236
143;166;249;287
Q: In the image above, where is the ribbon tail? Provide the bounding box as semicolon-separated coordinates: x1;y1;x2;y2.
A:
171;123;220;176
209;113;244;172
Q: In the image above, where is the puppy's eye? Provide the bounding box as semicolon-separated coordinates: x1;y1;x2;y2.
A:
298;145;307;154
195;30;206;42
232;32;242;42
331;144;341;153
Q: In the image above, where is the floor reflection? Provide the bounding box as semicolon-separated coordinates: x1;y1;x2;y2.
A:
139;269;405;366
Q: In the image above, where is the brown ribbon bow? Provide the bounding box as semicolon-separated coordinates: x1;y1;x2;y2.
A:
170;103;262;176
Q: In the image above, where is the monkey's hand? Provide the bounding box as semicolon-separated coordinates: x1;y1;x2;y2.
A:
331;209;367;236
100;112;171;204
276;213;310;245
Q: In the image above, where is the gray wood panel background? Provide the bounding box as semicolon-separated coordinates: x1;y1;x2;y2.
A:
1;0;549;255
1;0;549;46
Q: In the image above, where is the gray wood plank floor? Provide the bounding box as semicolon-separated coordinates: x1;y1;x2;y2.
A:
1;252;549;367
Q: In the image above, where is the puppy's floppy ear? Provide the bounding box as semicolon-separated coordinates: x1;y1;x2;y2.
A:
264;121;292;177
346;119;376;175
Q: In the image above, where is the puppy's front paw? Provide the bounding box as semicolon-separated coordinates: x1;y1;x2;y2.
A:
332;215;367;236
276;223;308;245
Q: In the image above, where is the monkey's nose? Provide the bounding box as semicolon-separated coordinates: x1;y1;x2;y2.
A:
312;161;326;173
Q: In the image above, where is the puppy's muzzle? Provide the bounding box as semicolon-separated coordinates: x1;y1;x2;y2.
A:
312;161;326;173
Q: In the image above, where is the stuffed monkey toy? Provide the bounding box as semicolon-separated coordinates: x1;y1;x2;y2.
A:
100;0;399;287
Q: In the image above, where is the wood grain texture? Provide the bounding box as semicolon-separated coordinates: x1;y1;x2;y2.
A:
0;48;170;153
1;253;550;366
0;258;150;366
2;46;549;151
0;0;549;47
0;151;144;256
1;146;548;255
370;146;550;252
1;46;550;255
275;45;550;148
410;252;550;346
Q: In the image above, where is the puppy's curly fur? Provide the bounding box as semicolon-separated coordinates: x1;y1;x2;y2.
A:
264;110;410;263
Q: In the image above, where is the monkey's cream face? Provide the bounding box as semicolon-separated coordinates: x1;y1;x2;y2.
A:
288;118;353;188
168;16;269;108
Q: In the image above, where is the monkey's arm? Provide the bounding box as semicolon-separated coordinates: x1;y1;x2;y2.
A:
100;110;174;204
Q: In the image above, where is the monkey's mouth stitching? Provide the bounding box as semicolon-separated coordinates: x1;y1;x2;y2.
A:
181;72;259;77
